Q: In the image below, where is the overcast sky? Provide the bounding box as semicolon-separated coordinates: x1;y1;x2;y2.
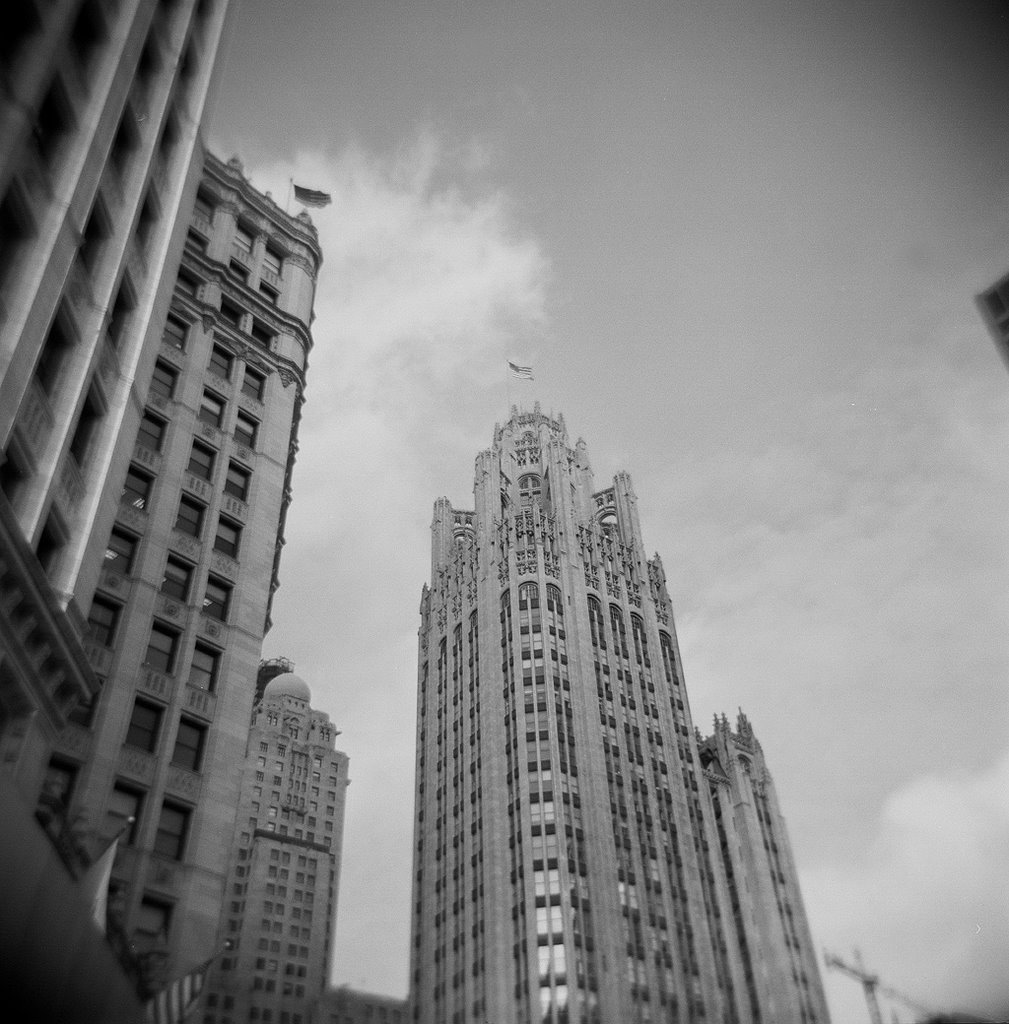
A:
207;2;1009;1019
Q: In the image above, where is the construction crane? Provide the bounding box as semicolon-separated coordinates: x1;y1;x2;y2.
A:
823;949;937;1024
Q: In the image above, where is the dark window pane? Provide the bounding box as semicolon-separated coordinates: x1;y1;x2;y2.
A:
224;463;250;501
171;719;205;771
174;496;204;537
137;413;165;452
125;699;161;751
105;784;142;844
163;316;187;349
154;803;188;860
150;362;177;398
187;441;215;480
189;644;220;692
199;391;224;428
208;345;232;380
87;597;119;647
122;467;152;509
214;518;240;558
145;624;178;673
202;577;230;621
234;413;257;449
105;530;136;573
160;558;191;601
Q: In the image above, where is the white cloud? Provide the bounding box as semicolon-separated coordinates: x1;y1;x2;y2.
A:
804;750;1009;1021
236;132;551;994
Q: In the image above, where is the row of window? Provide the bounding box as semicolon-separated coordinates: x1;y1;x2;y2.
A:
175;257;280;346
122;696;207;773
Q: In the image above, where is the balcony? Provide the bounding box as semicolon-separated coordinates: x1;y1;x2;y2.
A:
220;494;248;523
138;666;176;703
118;745;156;784
184;682;217;721
165;763;201;801
132;441;162;474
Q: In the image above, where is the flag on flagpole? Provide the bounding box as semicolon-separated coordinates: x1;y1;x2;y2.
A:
80;833;120;934
145;956;214;1024
508;361;534;381
293;184;332;208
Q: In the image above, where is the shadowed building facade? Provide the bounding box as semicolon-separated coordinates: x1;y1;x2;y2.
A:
201;670;349;1024
409;406;829;1024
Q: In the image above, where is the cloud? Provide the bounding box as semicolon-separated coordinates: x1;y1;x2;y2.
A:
804;749;1009;1021
234;131;552;994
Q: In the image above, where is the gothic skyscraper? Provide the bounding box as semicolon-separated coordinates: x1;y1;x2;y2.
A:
409;407;829;1024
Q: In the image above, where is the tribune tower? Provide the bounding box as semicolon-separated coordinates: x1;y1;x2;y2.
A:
409;406;829;1024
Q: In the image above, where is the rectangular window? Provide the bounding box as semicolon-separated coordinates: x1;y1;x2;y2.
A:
234;412;258;449
189;644;220;692
145;622;179;674
163;315;187;350
154;802;189;860
242;367;265;401
214;517;241;558
263;247;282;276
121;466;153;509
34;312;72;396
220;297;243;328
174;496;204;537
224;462;251;501
160;557;192;601
250;321;274;348
259;282;279;305
199;391;225;428
194;192;214;223
125;698;162;752
106;783;142;844
176;268;200;297
187;440;215;480
172;718;206;772
87;596;120;647
203;577;231;622
208;344;233;380
234;224;254;254
150;361;177;399
137;412;166;452
229;259;249;284
69;384;104;466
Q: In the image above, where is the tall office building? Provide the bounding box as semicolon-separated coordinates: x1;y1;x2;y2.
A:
0;1;240;1015
201;668;349;1024
409;406;829;1024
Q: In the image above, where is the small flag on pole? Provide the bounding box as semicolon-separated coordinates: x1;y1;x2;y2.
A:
293;184;332;208
508;361;534;381
145;955;214;1024
80;833;120;934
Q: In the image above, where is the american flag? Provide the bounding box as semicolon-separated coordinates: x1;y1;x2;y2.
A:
293;183;332;208
145;956;213;1024
508;361;534;380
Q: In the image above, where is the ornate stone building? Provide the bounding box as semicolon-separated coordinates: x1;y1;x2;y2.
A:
201;669;349;1024
409;406;829;1024
0;1;239;1016
53;150;322;974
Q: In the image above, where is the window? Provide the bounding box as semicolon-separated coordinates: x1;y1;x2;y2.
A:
163;315;187;350
263;247;283;276
187;440;215;480
135;897;173;948
34;312;72;396
137;412;166;452
172;718;206;772
242;367;265;401
125;698;162;751
251;321;274;348
176;267;200;297
105;529;137;573
79;200;110;274
108;278;135;348
174;496;204;537
87;597;120;647
67;689;97;728
105;784;142;844
235;412;258;449
224;462;250;501
122;466;153;509
259;281;279;305
199;391;225;428
150;361;177;399
154;802;189;859
187;229;207;253
203;577;231;621
68;384;104;466
220;297;243;328
209;345;233;380
145;623;179;673
40;757;77;811
160;557;192;601
214;517;241;558
194;192;214;225
234;224;254;254
34;78;73;169
189;643;220;691
229;259;249;285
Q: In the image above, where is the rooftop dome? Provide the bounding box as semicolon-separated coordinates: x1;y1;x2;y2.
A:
263;672;311;703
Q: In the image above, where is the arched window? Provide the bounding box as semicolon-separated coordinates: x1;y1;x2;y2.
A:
598;509;618;536
587;596;606;650
631;614;649;665
519;474;541;507
609;605;628;660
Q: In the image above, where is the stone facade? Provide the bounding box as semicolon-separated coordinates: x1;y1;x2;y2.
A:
202;670;349;1024
409;406;830;1024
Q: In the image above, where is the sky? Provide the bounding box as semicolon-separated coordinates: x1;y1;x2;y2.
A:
207;2;1009;1019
